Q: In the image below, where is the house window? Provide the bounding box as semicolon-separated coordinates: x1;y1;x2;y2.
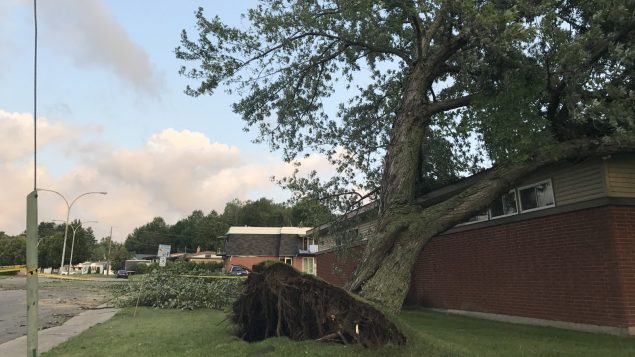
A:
302;257;316;275
279;257;292;265
490;190;518;218
519;180;555;212
303;236;314;250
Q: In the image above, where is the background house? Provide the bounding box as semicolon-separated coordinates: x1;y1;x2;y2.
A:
314;154;635;334
220;227;316;274
188;249;223;264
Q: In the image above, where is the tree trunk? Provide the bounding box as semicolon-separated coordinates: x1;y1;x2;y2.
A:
347;137;635;313
342;63;429;304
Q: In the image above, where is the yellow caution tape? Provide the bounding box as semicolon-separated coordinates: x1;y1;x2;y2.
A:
176;274;247;279
2;268;245;281
0;265;26;273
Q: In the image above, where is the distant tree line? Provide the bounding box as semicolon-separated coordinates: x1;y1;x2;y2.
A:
1;221;131;271
0;197;332;267
123;197;333;255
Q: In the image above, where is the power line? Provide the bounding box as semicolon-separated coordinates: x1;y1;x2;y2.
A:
33;0;38;190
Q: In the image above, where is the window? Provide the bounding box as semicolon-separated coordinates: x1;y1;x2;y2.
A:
279;257;292;265
519;180;555;212
302;257;316;275
303;236;314;250
489;190;518;218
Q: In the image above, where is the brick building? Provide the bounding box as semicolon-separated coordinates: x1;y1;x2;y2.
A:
313;154;635;334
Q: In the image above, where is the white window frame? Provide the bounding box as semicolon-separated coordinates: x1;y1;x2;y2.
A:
518;179;555;213
279;257;292;265
489;189;519;220
302;257;316;275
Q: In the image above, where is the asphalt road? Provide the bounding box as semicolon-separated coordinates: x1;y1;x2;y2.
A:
0;276;110;344
0;289;28;344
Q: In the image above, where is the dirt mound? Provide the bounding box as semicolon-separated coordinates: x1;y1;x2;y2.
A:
231;262;406;347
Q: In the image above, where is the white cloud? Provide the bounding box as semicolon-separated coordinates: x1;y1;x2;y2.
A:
38;0;164;97
0;110;77;162
0;113;320;241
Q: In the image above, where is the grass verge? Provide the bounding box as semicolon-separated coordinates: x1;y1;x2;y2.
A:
43;308;635;357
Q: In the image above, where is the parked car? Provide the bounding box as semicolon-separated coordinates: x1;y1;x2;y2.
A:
116;270;129;279
228;265;249;276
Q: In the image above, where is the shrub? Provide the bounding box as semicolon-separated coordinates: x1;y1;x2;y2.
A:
110;268;244;310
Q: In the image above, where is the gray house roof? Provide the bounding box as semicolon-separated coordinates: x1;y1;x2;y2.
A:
224;227;311;257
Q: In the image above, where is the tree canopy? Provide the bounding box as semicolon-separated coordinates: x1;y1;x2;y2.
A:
178;0;635;312
0;234;26;266
36;221;97;268
178;0;633;211
124;198;333;255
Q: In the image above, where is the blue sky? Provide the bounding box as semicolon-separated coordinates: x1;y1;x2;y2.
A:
0;0;334;240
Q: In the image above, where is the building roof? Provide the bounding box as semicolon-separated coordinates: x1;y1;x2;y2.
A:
226;226;311;235
223;227;312;256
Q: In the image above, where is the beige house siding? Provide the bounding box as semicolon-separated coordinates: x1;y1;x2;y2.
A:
514;158;607;207
606;154;635;198
314;155;635;249
551;159;607;206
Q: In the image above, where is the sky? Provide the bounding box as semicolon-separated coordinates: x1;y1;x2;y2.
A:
0;0;335;241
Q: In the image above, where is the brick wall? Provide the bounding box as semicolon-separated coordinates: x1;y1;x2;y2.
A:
226;256;303;271
316;245;364;287
409;206;633;327
610;206;635;328
315;205;635;328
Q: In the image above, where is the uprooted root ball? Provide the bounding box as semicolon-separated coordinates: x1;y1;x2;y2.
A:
231;262;406;347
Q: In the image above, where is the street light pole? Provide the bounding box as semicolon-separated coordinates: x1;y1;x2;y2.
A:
69;220;97;274
107;226;113;276
54;220;98;274
38;189;106;274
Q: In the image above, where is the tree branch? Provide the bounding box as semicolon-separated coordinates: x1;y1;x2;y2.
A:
427;94;473;115
420;1;448;58
545;21;635;124
304;31;412;64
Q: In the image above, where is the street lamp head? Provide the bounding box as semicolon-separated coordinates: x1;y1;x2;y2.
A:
98;192;107;195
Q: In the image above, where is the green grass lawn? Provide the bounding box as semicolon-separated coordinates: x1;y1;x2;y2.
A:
43;308;635;357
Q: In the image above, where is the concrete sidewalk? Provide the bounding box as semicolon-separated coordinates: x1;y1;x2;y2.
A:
0;307;119;355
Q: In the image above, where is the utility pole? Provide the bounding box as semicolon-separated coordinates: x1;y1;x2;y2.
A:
26;191;38;357
27;2;39;355
106;226;112;276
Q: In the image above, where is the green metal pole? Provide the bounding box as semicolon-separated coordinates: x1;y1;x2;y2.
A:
26;190;39;357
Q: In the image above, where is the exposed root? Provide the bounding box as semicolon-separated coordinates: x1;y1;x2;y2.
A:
231;262;406;348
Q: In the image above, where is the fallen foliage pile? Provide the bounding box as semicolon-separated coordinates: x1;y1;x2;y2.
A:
110;268;243;309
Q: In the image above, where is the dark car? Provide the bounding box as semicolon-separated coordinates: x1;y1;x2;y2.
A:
228;265;249;276
116;270;129;279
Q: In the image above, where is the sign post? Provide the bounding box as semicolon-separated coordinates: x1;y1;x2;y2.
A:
157;244;171;267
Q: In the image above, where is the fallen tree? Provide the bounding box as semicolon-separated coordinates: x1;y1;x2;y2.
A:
178;0;635;323
232;262;406;347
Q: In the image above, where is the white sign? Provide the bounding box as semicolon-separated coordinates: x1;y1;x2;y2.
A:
157;244;171;258
159;256;167;267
